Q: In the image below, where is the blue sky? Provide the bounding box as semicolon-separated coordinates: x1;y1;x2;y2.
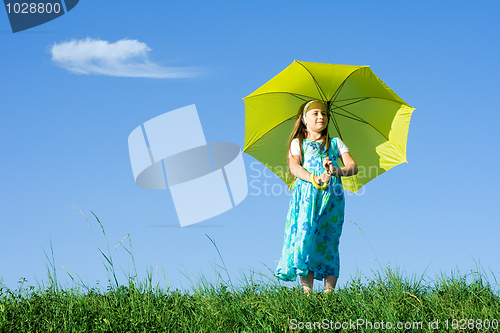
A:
1;1;499;293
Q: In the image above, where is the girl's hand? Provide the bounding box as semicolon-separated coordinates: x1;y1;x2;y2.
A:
315;173;330;185
323;157;334;174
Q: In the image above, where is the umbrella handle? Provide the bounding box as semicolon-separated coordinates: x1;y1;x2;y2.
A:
310;173;328;190
311;150;330;190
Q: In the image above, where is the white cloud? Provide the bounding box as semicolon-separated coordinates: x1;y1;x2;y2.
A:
50;37;200;78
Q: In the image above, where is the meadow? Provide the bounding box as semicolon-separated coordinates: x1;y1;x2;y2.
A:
1;213;499;332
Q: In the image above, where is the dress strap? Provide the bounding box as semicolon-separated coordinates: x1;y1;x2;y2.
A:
330;137;339;159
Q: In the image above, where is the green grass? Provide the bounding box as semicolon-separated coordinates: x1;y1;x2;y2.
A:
1;212;499;332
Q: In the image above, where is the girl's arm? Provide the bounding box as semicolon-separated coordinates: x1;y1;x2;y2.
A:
289;155;330;184
333;152;358;176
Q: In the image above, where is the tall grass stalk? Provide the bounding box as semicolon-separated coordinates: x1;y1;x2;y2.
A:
41;238;58;292
205;234;234;291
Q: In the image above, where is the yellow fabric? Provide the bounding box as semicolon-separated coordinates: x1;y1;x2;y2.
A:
243;61;414;193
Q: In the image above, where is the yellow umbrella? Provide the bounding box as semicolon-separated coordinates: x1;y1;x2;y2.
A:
243;60;414;192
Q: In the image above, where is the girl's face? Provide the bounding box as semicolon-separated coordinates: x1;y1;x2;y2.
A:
304;103;328;133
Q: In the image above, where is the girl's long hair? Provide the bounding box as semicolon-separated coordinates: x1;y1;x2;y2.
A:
287;100;330;170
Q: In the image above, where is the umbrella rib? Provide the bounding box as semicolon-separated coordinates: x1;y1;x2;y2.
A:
330;66;368;102
330;97;369;109
296;61;328;101
244;91;319;101
289;93;316;102
334;104;390;142
331;96;412;142
333;96;412;108
327;98;370;143
331;112;368;124
328;110;344;141
242;115;296;153
331;79;348;102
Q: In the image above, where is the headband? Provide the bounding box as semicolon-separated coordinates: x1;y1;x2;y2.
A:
302;100;324;124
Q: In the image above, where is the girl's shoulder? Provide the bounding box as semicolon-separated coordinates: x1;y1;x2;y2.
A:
291;138;300;149
289;138;301;157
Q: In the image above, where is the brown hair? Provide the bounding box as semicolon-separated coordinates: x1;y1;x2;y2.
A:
287;100;330;175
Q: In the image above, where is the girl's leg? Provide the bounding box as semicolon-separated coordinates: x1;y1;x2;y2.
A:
300;270;314;294
324;275;338;293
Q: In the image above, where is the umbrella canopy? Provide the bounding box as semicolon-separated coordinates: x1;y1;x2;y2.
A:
243;60;414;193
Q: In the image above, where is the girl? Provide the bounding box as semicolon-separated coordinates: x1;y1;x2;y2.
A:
275;100;358;294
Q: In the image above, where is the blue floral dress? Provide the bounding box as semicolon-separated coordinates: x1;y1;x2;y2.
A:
275;138;346;282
